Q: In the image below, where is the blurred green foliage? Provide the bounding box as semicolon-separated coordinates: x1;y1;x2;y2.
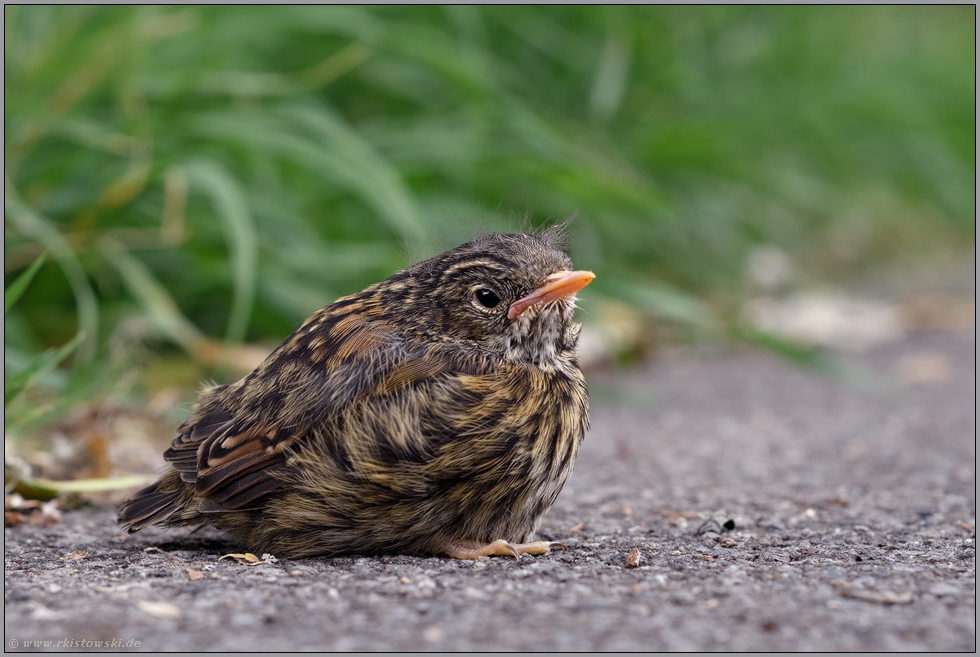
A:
4;6;975;426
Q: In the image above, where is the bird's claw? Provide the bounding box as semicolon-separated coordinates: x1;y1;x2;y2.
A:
493;540;522;559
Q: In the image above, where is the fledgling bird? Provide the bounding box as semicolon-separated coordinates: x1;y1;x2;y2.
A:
119;230;594;560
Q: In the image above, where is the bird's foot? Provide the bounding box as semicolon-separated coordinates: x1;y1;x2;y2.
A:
440;539;565;560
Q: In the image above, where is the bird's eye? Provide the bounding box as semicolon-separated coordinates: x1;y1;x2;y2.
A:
475;288;500;309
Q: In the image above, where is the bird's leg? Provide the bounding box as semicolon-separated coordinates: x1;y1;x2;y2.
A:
440;539;565;560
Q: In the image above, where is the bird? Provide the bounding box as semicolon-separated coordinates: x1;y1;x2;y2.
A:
118;229;594;560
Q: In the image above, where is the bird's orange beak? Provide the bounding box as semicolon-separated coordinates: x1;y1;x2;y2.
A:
508;270;596;320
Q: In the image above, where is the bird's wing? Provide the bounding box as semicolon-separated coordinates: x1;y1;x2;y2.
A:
162;309;410;514
162;406;295;513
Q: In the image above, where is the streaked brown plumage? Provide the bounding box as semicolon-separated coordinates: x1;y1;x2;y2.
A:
119;230;593;559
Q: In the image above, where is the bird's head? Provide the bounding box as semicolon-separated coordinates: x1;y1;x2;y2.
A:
372;232;594;366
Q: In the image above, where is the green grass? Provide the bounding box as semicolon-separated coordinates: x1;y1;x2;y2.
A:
4;6;975;435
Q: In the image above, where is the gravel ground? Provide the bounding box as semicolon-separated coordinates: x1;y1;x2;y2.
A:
4;328;975;652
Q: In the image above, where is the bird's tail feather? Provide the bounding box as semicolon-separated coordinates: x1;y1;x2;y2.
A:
117;471;187;532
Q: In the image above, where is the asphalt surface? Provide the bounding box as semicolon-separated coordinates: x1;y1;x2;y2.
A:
4;328;975;651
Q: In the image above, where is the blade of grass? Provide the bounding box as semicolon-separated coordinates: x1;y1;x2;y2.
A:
588;31;631;123
3;332;85;406
5;249;48;312
3;346;67;390
4;190;99;363
97;236;204;352
183;160;257;346
29;475;156;493
191;107;428;249
284;103;429;246
5;474;156;501
296;41;373;90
